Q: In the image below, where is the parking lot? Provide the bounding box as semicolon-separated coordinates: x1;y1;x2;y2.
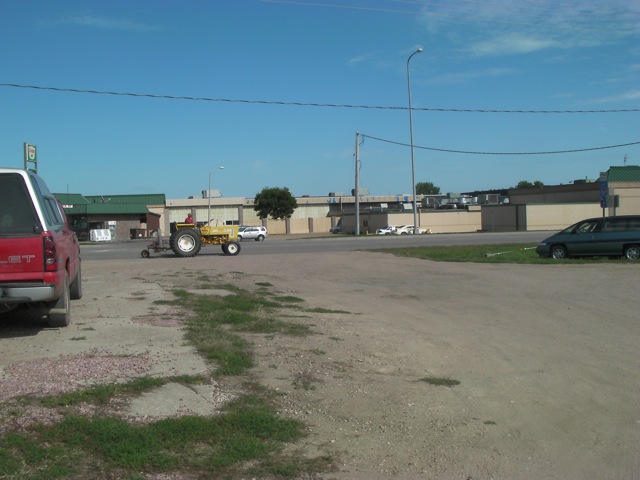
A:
1;248;639;479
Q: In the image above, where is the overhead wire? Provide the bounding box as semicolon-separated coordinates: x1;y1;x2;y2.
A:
1;83;638;113
2;82;638;155
362;134;640;155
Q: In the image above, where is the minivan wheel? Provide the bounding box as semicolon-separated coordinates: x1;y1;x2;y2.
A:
550;246;567;259
623;245;640;260
256;235;265;241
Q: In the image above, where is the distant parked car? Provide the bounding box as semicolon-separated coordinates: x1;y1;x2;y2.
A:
376;225;397;235
237;226;268;241
535;215;640;259
393;225;428;235
330;225;343;234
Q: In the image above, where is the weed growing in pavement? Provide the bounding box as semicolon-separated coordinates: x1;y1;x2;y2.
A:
157;285;315;376
273;295;305;303
0;394;324;479
293;371;318;391
419;376;461;387
306;307;350;314
35;376;169;407
0;280;336;479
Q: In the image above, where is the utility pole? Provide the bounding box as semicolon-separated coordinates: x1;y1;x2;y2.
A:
354;132;360;236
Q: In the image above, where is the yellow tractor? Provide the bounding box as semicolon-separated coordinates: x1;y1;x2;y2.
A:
141;223;241;258
170;223;241;257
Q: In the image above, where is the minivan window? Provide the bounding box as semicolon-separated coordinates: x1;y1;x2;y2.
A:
604;217;640;231
0;173;41;235
574;220;601;234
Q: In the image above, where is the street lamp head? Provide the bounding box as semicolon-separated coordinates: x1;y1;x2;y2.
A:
219;166;224;170
416;47;423;53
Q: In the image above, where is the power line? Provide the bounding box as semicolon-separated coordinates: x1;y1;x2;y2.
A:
1;82;638;114
362;134;640;155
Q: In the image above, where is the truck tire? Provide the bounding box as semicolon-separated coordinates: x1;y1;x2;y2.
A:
170;229;202;257
70;262;83;300
49;272;71;327
223;241;241;256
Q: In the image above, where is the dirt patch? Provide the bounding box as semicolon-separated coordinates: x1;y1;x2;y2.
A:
1;252;639;479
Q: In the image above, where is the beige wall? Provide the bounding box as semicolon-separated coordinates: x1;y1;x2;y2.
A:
482;203;602;231
609;183;640;215
261;217;332;235
342;211;482;234
419;210;482;233
524;203;602;230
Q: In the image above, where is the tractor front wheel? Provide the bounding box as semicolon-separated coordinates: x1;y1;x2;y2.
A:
170;229;202;257
223;241;241;256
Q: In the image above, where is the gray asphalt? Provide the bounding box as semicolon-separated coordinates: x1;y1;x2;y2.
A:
81;230;551;261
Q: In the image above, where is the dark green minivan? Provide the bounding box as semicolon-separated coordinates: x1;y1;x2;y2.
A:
536;215;640;260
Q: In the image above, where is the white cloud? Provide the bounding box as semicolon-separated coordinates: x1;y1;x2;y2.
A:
428;67;518;85
53;14;162;32
416;0;640;58
347;52;377;66
468;34;559;57
591;90;640;104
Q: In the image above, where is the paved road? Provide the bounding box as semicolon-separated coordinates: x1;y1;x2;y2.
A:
82;231;551;261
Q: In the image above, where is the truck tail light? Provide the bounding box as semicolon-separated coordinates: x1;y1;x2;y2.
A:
43;235;57;271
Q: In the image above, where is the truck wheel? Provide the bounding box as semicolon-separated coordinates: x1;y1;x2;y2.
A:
70;262;83;300
224;241;241;256
170;229;202;257
49;272;71;327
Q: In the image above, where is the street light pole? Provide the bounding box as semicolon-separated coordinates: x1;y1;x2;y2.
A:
407;47;423;235
207;166;224;225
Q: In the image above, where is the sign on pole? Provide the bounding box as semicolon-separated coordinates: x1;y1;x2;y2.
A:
24;142;37;173
600;181;608;209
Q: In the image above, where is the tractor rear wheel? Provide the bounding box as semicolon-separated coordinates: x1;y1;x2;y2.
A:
170;229;202;257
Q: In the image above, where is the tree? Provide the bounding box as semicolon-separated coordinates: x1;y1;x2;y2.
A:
416;181;441;195
253;187;298;220
516;180;544;189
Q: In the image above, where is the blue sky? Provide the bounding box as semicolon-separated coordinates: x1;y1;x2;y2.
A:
1;0;639;199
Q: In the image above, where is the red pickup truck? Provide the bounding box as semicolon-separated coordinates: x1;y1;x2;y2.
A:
0;168;82;327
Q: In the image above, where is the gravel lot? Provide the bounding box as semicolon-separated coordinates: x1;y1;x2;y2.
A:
1;249;639;479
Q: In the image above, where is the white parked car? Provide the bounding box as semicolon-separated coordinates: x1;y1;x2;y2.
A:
376;225;397;235
394;225;428;235
237;226;268;241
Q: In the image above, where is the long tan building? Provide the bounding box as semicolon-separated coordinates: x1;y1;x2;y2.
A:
58;165;640;239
